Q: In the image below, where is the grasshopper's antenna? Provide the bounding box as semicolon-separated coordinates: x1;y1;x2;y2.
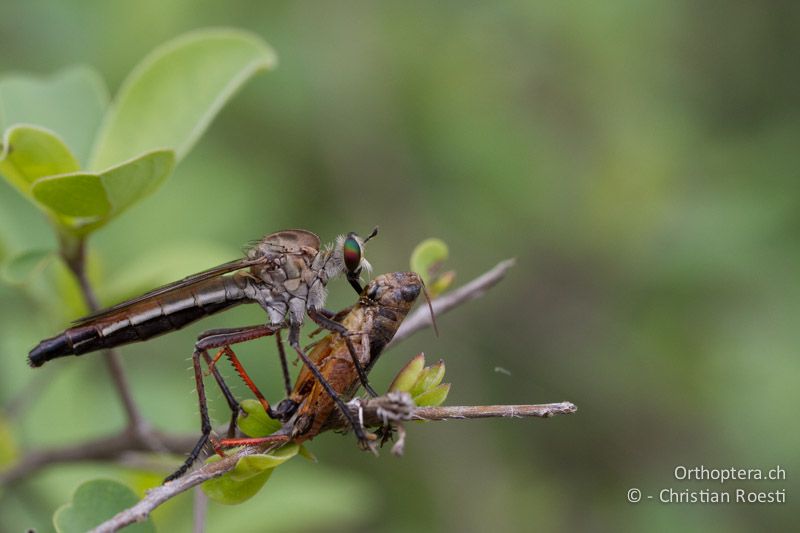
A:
420;279;439;337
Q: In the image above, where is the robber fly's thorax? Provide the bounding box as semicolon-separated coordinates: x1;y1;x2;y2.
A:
241;229;343;325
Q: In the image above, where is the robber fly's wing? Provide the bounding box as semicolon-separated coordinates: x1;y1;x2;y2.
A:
73;256;269;325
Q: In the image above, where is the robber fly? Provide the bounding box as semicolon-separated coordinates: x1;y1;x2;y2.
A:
27;228;378;479
214;271;423;452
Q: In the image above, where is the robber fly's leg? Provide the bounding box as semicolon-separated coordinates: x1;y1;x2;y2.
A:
275;330;292;397
287;322;369;443
201;351;239;438
220;346;278;418
196;325;283;419
200;323;292;392
308;307;378;397
165;348;212;482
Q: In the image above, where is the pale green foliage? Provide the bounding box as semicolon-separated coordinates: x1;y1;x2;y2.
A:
410;238;455;296
90;28;277;170
0;66;108;165
389;353;451;406
237;398;282;437
388;353;426;393
0;28;275;240
201;444;298;505
31;149;175;235
53;479;154;533
0;126;80;198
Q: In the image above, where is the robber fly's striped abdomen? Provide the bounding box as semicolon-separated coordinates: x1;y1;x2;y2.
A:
28;276;251;367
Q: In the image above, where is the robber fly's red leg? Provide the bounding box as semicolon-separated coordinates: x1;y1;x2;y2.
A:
196;325;285;418
217;346;274;417
287;322;369;444
165;348;213;482
200;324;274;373
200;351;240;438
166;325;287;481
308;307;378;397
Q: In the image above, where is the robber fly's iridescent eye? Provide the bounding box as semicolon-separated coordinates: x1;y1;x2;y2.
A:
343;234;362;273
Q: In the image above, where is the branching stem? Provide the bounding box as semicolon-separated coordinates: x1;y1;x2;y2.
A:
90;400;576;532
59;235;150;438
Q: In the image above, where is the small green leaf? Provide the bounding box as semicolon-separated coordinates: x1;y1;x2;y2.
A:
410;238;449;285
1;248;55;285
227;444;299;482
0;125;80;198
413;383;451;407
202;445;298;505
202;457;274;505
53;479;154;533
388;353;426;393
31;149;175;234
428;269;456;297
298;444;318;463
238;398;282;437
31;173;110;217
0;66;109;165
91;28;277;170
409;359;446;398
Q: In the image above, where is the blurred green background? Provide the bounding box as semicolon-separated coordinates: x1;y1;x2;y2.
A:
1;1;798;531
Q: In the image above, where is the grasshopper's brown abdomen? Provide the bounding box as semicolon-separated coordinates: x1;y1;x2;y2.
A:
289;271;422;442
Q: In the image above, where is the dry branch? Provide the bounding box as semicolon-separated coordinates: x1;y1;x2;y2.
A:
90;399;576;532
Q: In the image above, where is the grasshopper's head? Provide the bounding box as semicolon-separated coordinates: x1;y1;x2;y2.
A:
364;271;422;309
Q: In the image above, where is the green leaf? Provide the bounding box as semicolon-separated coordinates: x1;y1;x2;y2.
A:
428;269;456;297
90;28;277;170
0;66;109;165
413;383;451;407
31;149;175;234
202;458;274;505
0;125;80;198
388;353;426;393
31;173;110;218
1;248;55;285
238;398;282;438
298;444;318;463
410;238;449;285
227;444;299;482
409;359;446;398
53;479;154;533
202;445;298;505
